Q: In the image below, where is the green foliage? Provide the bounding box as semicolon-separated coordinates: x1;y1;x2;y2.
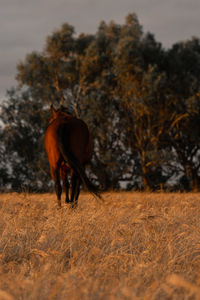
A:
1;13;200;191
0;89;50;191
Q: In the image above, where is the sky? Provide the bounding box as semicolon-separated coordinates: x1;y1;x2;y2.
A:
1;0;200;99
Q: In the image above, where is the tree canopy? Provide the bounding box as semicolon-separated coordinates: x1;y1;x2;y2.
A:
1;13;200;192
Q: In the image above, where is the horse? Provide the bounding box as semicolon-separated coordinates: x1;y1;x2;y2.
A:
44;105;100;207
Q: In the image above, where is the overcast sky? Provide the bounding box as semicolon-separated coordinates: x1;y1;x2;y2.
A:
1;0;200;99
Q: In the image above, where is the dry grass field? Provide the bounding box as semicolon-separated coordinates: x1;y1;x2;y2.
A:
0;192;200;300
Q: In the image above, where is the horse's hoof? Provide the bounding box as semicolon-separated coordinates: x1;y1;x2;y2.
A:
65;199;72;204
71;202;78;209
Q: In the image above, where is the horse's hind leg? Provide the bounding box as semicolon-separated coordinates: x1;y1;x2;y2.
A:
74;177;81;206
51;167;62;207
70;173;80;208
63;174;70;203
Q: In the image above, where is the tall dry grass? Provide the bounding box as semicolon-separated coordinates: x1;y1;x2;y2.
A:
0;192;200;299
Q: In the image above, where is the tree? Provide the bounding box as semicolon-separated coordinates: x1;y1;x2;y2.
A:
17;23;94;108
0;88;50;191
166;38;200;190
117;65;176;190
78;20;130;189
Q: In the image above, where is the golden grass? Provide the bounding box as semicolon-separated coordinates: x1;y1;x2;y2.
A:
0;192;200;299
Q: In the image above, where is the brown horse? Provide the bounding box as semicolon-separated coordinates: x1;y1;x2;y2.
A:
44;105;100;207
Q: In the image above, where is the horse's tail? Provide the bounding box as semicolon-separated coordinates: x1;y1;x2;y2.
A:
57;125;101;200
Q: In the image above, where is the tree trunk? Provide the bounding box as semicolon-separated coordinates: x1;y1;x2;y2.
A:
141;165;151;191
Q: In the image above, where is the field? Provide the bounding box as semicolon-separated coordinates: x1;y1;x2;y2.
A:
0;192;200;300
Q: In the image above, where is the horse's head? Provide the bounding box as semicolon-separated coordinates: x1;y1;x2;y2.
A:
49;105;73;124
